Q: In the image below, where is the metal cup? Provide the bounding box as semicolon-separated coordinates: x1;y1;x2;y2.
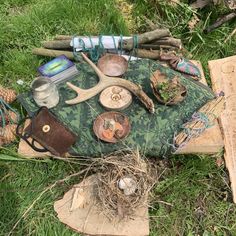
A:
31;77;59;109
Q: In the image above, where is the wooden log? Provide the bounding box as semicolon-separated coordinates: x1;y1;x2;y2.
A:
32;48;75;60
42;40;72;49
132;49;161;59
139;44;177;50
122;29;170;51
152;37;182;49
204;12;236;33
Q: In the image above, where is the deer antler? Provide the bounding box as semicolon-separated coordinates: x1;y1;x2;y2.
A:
65;53;155;113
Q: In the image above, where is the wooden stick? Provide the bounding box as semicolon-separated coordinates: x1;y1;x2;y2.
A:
122;29;170;51
42;40;72;49
139;44;177;50
152;37;182;49
204;12;236;33
32;48;75;60
32;47;161;60
133;49;161;59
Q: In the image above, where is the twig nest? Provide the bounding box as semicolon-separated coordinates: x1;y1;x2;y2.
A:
118;177;137;196
97;54;128;77
150;70;187;105
99;86;132;111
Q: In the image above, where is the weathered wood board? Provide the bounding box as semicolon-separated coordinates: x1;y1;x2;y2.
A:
54;175;149;236
17;61;223;157
209;55;236;203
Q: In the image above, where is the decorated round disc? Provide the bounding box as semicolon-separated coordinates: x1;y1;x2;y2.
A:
93;111;131;143
99;86;132;111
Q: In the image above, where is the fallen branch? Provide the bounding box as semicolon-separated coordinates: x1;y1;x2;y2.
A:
204;12;236;33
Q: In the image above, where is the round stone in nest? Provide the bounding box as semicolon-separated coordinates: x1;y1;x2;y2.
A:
93;111;131;143
97;54;128;77
99;86;132;111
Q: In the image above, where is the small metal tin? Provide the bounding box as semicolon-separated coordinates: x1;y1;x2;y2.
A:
31;76;59;109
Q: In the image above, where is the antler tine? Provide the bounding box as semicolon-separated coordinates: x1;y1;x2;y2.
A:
81;53;105;80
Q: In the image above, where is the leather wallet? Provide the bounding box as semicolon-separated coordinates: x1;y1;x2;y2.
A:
17;107;77;156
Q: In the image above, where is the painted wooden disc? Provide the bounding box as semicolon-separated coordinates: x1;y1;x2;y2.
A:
93;111;131;143
99;86;132;111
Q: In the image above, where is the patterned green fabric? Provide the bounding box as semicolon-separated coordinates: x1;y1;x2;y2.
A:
18;59;214;157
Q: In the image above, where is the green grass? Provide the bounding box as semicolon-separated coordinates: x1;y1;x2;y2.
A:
0;0;236;235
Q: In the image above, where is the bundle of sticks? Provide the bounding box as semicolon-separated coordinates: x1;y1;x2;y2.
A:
32;28;183;61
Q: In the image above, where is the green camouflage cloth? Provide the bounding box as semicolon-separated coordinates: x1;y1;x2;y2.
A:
18;59;215;157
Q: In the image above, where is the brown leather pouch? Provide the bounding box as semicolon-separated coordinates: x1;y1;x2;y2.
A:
17;107;77;156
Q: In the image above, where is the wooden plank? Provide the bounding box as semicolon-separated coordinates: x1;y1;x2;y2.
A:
209;55;236;203
18;61;223;157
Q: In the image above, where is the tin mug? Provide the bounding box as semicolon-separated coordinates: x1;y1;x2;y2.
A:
31;77;59;109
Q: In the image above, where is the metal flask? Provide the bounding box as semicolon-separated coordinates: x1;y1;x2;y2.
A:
31;77;59;109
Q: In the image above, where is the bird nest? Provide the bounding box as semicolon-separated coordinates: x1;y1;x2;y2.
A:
93;150;157;220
